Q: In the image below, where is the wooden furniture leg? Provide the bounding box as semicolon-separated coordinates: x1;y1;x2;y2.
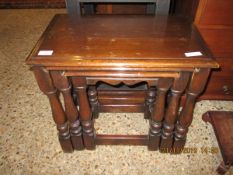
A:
148;78;173;150
32;67;73;152
50;71;84;150
26;14;219;151
160;72;190;150
144;87;156;119
72;77;96;150
173;68;210;150
88;86;99;119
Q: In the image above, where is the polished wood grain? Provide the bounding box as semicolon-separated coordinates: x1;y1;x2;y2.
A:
26;15;218;70
173;68;210;151
198;28;233;100
144;87;156;119
95;135;148;145
148;78;173;150
50;71;84;150
198;28;233;58
194;0;233;100
26;14;218;151
175;0;200;22
98;90;146;113
195;0;233;27
88;86;99;119
32;66;74;152
160;72;190;150
72;77;96;150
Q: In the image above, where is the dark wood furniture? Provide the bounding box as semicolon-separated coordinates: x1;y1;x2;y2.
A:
175;0;200;22
0;0;65;8
194;0;233;100
0;0;171;15
202;111;233;175
65;0;170;15
26;14;218;152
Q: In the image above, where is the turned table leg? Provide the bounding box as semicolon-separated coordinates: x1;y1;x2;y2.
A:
32;67;73;152
72;77;96;150
50;71;84;150
144;87;156;119
160;72;190;151
173;69;210;151
88;86;99;119
148;78;173;150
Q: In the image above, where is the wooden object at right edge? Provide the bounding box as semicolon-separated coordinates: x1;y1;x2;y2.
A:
194;0;233;100
202;111;233;175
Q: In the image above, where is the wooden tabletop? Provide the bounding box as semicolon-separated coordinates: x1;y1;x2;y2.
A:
26;14;218;70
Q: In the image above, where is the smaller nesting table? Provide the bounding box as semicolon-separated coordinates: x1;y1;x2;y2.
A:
26;14;218;152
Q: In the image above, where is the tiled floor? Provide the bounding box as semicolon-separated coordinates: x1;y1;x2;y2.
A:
0;9;233;175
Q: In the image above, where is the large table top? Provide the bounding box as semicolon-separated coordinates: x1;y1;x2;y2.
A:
26;14;218;70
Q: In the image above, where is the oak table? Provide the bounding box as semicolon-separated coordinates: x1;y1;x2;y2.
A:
26;14;218;152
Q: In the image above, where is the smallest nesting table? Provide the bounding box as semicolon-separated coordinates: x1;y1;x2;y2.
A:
26;14;218;152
